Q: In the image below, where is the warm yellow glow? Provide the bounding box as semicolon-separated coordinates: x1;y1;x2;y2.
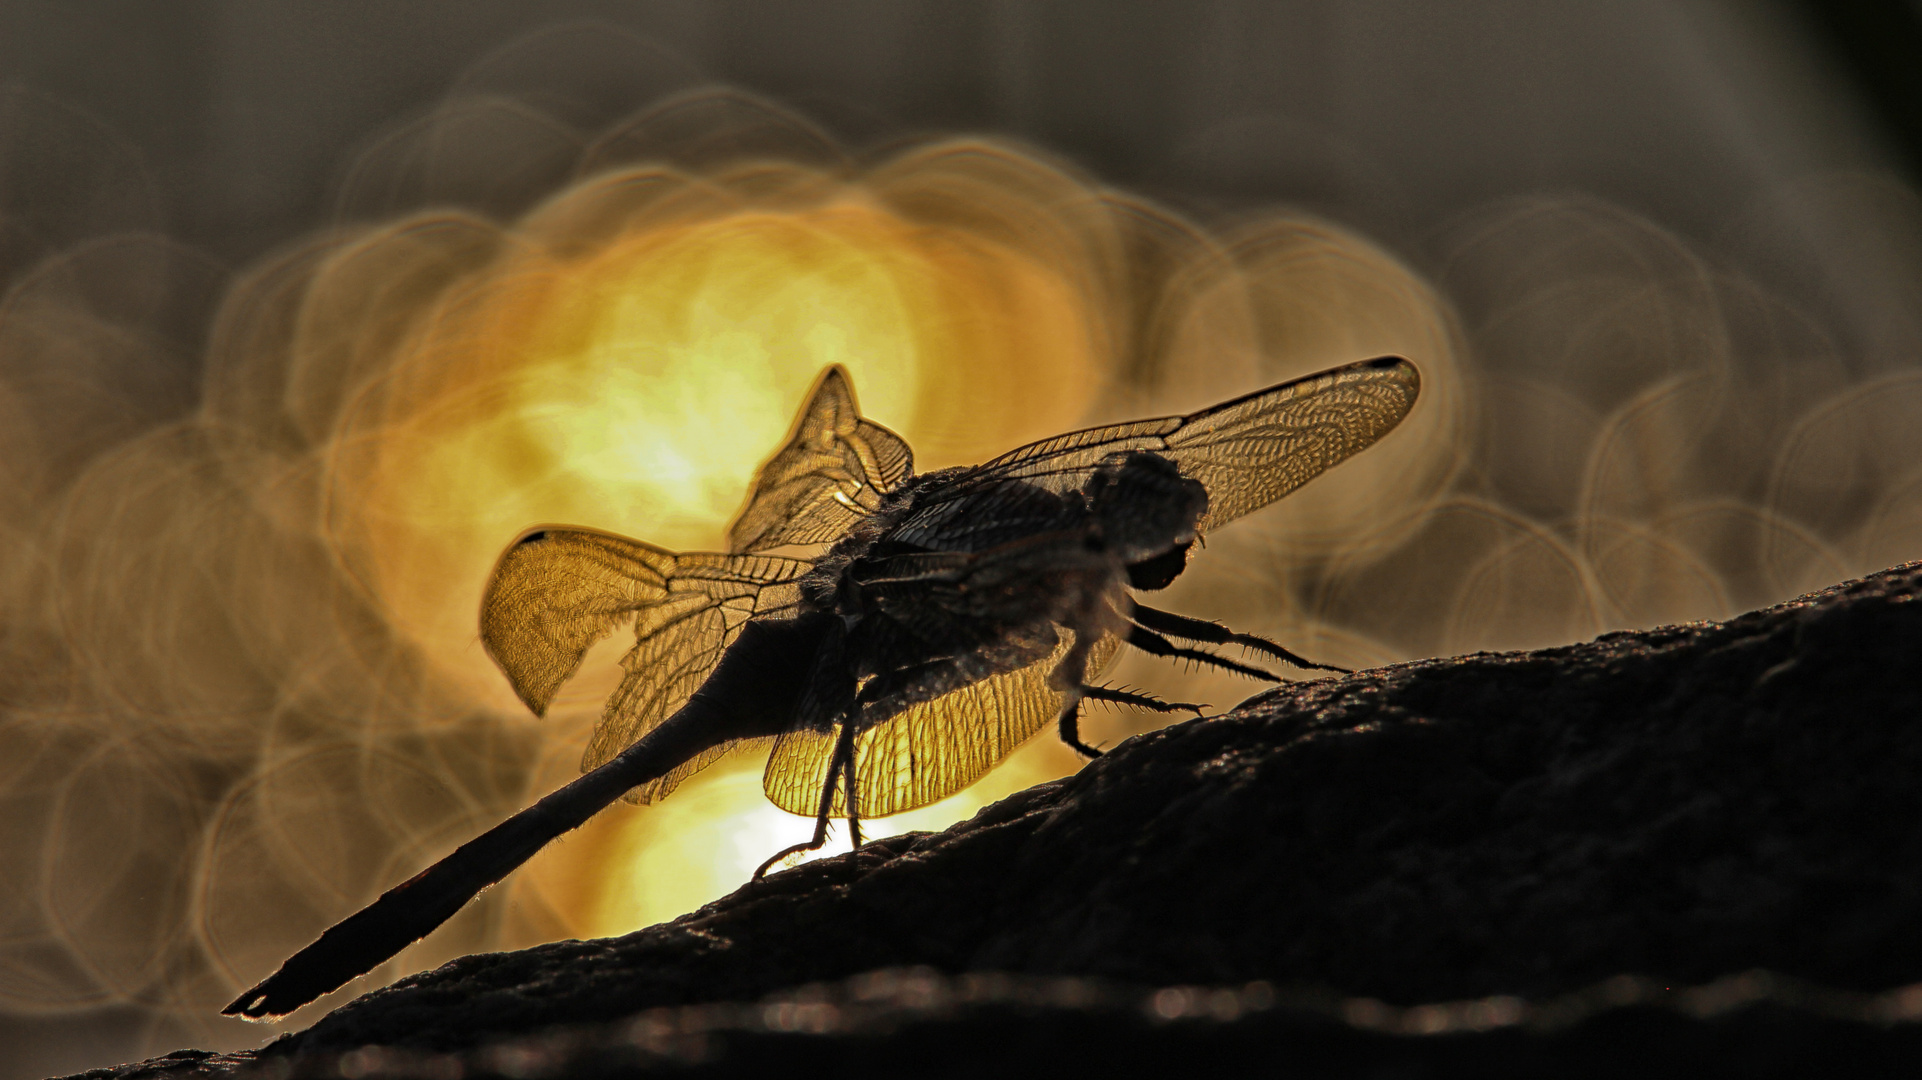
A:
541;731;1084;937
0;118;1475;1024
331;192;1103;714
10;82;1919;1067
316;175;1121;940
307;166;1464;943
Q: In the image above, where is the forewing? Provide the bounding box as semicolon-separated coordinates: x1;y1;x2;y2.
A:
1162;356;1420;531
586;551;810;803
764;634;1118;817
892;356;1419;543
727;365;914;553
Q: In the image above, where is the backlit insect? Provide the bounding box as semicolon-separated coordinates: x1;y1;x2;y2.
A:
225;355;1420;1019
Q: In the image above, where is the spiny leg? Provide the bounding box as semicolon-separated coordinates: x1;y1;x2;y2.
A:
1081;684;1205;716
1126;624;1282;682
1130;602;1350;674
1063;684;1207;757
1060;682;1208;759
1057;696;1101;759
752;760;834;879
753;721;857;879
844;737;863;849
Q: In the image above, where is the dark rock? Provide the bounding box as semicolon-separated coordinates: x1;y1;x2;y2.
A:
60;562;1922;1078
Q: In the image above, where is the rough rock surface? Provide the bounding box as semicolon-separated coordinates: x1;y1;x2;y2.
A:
64;563;1922;1078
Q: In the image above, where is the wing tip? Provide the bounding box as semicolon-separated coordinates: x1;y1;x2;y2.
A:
1350;355;1420;410
809;364;858;412
1358;354;1419;389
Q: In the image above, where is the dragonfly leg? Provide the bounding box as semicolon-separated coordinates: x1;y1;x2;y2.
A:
1130;602;1350;674
1048;626;1105;758
753;721;858;879
1062;685;1205;759
1057;695;1103;759
844;736;863;848
1125;624;1281;682
1082;683;1205;716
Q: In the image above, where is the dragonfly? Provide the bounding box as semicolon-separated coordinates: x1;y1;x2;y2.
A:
224;354;1420;1019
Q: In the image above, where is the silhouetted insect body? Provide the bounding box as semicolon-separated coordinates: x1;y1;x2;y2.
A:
225;355;1420;1019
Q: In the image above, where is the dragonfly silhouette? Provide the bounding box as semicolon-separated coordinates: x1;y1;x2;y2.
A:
225;355;1420;1019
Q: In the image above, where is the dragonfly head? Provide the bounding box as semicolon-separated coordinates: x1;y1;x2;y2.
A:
1086;450;1208;579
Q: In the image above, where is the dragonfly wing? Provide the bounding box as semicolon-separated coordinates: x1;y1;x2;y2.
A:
1161;355;1421;531
585;551;810;802
763;535;1125;819
897;356;1420;540
763;634;1108;818
761;663;1039;819
481;529;810;802
727;365;914;553
481;528;680;717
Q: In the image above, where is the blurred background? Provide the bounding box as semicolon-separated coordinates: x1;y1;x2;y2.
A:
1;2;1918;1075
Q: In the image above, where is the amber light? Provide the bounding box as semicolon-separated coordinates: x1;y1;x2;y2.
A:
0;112;1460;1023
322;177;1115;937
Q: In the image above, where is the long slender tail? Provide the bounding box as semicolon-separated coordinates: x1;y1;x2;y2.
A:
222;614;834;1020
223;717;699;1018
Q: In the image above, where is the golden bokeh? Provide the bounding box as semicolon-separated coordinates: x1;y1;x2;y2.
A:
326;190;1104;708
279;140;1458;942
3;83;1917;1070
307;176;1126;936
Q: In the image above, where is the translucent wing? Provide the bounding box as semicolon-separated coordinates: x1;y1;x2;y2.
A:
1160;356;1420;532
481;527;809;802
762;519;1126;818
727;365;914;553
763;633;1120;817
888;356;1419;548
481;528;676;717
